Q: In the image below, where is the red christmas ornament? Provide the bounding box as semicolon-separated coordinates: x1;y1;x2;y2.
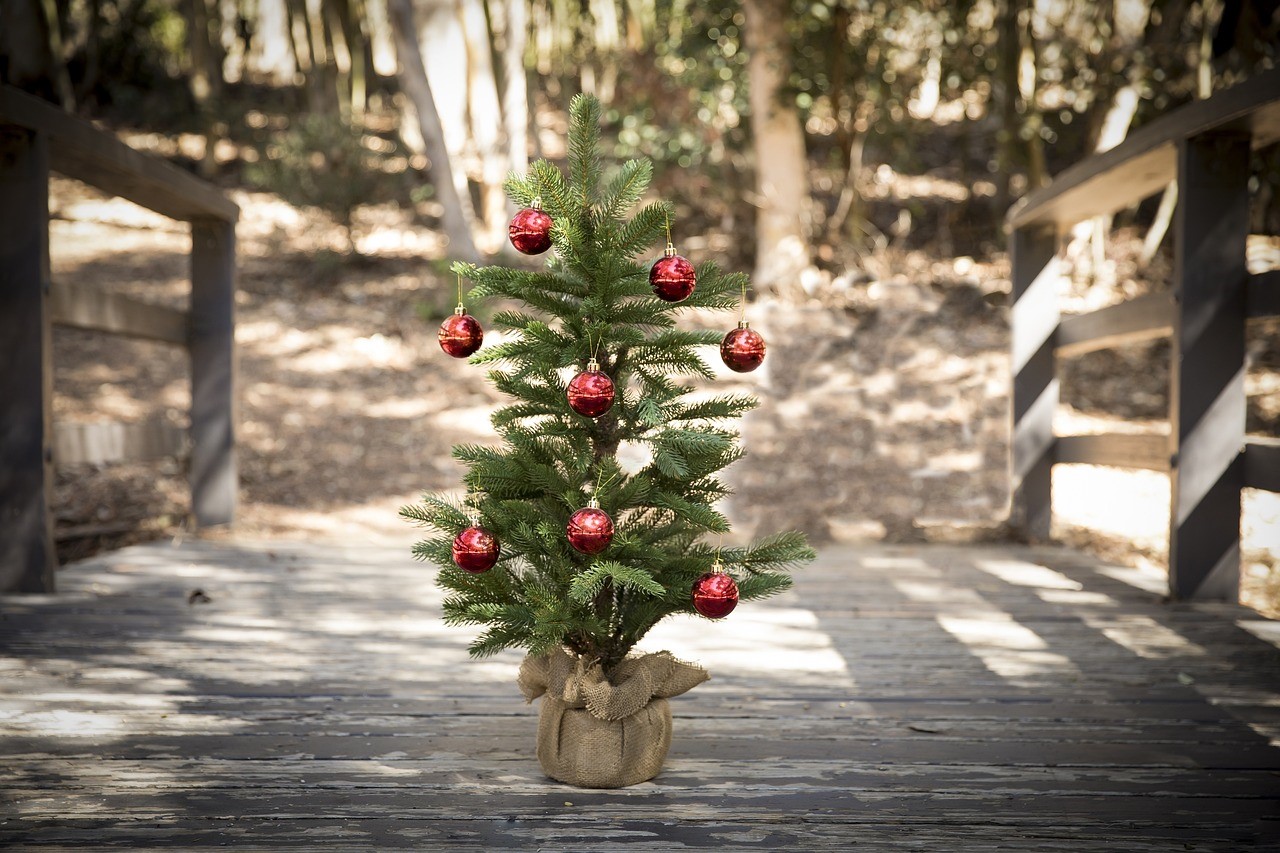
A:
649;244;697;302
566;358;615;418
509;201;553;255
452;524;499;573
692;566;738;619
720;320;766;373
439;306;484;358
567;500;615;555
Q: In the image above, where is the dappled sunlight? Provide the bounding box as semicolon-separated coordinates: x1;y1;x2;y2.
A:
1053;464;1171;552
645;602;855;690
1079;614;1208;660
935;615;1081;680
893;569;1083;684
975;559;1083;591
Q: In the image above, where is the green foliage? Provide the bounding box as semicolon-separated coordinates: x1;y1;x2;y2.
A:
402;94;814;676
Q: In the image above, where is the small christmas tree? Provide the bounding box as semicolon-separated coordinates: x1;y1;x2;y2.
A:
401;95;814;679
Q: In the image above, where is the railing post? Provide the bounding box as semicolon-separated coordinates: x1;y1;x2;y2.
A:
1168;131;1250;601
1009;224;1060;541
189;218;237;527
0;127;56;593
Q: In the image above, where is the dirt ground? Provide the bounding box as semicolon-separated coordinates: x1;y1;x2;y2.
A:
46;174;1280;616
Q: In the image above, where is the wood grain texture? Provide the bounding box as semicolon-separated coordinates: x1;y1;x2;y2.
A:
1;540;1278;850
0;126;56;594
0;85;238;223
49;279;188;344
1055;293;1175;359
1007;67;1280;230
52;419;188;466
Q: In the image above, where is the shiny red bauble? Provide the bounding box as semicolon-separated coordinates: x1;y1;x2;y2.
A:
509;205;553;255
566;359;615;418
439;308;484;358
692;570;739;619
452;525;499;573
649;247;696;302
720;321;766;373
566;504;615;555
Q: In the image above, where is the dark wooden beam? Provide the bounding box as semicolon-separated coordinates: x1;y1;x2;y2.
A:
53;419;188;466
189;219;237;528
1167;132;1251;603
1247;270;1280;320
1244;439;1280;494
0;127;57;593
0;86;238;224
50;280;188;344
1056;293;1175;358
1054;433;1170;472
1009;225;1059;541
1008;68;1280;231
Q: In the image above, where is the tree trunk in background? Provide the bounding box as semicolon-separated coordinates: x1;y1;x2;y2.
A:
184;0;223;178
742;0;811;295
0;0;57;98
248;0;297;84
417;0;470;166
498;0;529;178
460;0;506;248
389;0;480;262
993;0;1019;215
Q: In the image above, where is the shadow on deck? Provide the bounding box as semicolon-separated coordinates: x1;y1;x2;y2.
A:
1;540;1279;849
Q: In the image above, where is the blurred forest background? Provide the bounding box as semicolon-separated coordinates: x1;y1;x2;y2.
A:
2;0;1279;609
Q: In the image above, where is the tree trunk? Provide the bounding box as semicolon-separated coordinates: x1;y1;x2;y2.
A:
497;0;529;178
742;0;811;294
0;0;58;100
993;0;1020;214
460;0;506;249
388;0;481;262
184;0;223;179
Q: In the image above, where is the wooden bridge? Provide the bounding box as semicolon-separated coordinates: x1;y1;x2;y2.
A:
3;72;1280;849
2;539;1278;848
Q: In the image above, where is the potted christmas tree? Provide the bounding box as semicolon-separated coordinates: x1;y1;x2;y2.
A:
402;95;814;789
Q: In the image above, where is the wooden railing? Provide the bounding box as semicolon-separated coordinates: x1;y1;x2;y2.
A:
1007;68;1280;602
0;86;238;594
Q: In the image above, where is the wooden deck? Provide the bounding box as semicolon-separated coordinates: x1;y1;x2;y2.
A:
2;540;1279;850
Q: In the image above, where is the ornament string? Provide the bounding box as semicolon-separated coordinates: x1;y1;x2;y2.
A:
739;278;748;322
457;272;465;311
663;209;674;252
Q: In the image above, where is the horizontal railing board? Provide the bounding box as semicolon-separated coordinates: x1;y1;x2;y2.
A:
0;86;238;223
1056;293;1175;358
1055;432;1171;472
54;419;188;466
1248;270;1280;320
1008;68;1280;231
1244;439;1280;493
50;280;188;345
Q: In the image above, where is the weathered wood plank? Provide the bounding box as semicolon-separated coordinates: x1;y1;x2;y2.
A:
1009;225;1059;540
1168;131;1251;602
0;85;238;223
1248;269;1280;319
189;219;237;527
2;541;1278;849
52;419;188;466
1055;293;1175;358
1007;68;1280;230
49;279;188;344
1054;432;1170;471
0;125;56;594
1245;438;1280;494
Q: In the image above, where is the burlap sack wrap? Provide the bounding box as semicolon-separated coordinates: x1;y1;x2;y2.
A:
518;646;709;788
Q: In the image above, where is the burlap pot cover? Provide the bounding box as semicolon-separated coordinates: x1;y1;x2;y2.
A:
518;646;709;788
